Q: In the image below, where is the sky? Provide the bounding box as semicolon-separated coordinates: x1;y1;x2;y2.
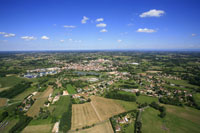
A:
0;0;200;51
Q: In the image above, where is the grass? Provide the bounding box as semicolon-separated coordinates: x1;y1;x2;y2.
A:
50;96;71;119
125;122;135;133
22;124;53;133
115;99;137;111
137;95;158;104
29;117;52;125
0;76;25;90
66;84;76;94
141;106;200;133
193;93;200;107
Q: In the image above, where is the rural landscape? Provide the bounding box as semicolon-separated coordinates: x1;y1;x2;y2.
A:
1;0;200;132
0;51;200;133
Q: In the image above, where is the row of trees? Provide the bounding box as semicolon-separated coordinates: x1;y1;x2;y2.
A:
105;90;136;102
159;97;183;106
150;102;166;118
0;81;32;98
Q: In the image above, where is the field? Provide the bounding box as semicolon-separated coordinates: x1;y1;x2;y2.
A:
74;120;114;133
141;105;200;133
26;86;53;117
66;84;76;94
137;95;158;104
114;99;137;111
0;76;25;92
22;124;52;133
0;98;7;107
50;95;71;119
90;96;126;121
71;102;100;130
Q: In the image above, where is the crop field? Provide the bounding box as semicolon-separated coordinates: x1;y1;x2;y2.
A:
71;102;100;130
141;106;200;133
0;98;7;107
22;124;52;133
90;96;125;121
75;120;114;133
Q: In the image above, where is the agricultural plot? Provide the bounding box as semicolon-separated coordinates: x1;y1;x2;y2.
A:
90;96;126;121
75;120;114;133
12;87;35;100
0;98;7;107
71;103;100;130
22;124;52;133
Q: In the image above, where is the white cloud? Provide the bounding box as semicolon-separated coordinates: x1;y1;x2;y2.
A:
0;32;6;35
96;18;104;22
192;33;197;36
100;29;108;32
96;23;107;28
21;36;36;40
117;39;122;43
60;40;64;42
81;16;89;24
68;38;82;43
137;28;156;33
98;38;102;41
140;9;165;18
64;25;76;28
4;33;15;37
41;36;50;40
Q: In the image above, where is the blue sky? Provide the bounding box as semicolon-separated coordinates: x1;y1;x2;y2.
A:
0;0;200;51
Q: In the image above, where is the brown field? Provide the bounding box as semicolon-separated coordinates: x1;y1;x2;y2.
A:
75;120;114;133
22;124;52;133
26;86;53;117
71;103;100;130
90;96;125;120
71;96;125;130
0;98;7;107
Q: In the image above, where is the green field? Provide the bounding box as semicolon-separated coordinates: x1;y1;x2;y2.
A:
0;76;25;90
137;95;158;104
50;96;71;119
0;118;19;133
141;106;200;133
125;122;135;133
66;84;76;94
115;99;137;111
